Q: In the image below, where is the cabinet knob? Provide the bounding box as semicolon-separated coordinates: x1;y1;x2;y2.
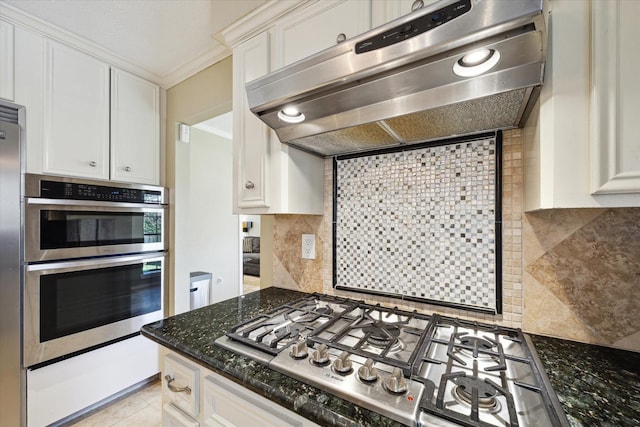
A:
245;181;255;190
89;161;97;167
336;33;347;44
411;0;424;11
124;166;131;172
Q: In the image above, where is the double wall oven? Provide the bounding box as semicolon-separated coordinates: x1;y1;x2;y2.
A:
23;174;168;367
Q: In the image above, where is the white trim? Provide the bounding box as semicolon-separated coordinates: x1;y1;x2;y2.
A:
219;0;313;48
161;44;231;89
1;0;311;89
0;3;163;85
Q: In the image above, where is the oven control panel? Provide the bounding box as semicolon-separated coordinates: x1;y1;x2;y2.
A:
25;173;166;204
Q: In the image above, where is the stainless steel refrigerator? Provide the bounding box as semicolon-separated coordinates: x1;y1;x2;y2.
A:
0;100;26;426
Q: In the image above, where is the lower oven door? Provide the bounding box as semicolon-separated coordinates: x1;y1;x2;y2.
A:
24;252;166;367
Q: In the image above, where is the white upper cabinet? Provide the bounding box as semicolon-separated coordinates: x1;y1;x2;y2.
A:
0;20;15;101
232;30;324;214
110;67;160;185
590;0;640;195
233;31;272;210
371;0;438;27
523;0;640;210
43;40;111;180
12;26;161;184
274;0;372;68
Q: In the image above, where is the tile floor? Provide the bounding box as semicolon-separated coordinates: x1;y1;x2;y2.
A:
66;280;260;427
243;274;260;294
67;380;161;427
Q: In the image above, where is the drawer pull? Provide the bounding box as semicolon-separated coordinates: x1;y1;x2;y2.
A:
245;180;255;190
89;161;97;167
164;374;191;394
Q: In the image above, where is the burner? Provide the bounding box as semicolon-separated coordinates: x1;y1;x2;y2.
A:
451;376;501;413
455;334;498;361
363;323;401;347
458;336;494;351
314;306;333;316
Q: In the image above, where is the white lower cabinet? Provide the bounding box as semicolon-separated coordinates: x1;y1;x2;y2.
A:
163;403;200;427
162;350;319;427
163;354;200;419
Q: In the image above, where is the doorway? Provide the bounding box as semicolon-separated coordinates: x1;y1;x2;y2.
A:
240;215;261;294
177;112;242;305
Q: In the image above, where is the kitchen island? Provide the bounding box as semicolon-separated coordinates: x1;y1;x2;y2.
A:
141;287;640;427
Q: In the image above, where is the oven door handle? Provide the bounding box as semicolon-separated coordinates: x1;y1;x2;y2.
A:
25;251;166;272
26;197;164;209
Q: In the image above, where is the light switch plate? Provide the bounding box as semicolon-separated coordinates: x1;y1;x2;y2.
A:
301;234;316;259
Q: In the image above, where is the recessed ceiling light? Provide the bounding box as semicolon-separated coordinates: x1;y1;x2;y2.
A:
453;49;501;77
277;107;305;123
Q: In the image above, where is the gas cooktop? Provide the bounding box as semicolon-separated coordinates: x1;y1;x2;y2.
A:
215;293;569;427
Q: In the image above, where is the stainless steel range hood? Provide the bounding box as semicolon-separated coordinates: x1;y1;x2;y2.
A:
246;0;546;157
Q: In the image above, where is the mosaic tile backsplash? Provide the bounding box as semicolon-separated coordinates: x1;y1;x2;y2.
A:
334;136;501;312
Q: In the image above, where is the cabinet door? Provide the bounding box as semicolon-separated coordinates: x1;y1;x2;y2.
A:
14;26;45;175
275;0;371;68
43;40;110;179
0;20;15;101
371;0;438;27
110;67;160;185
591;0;640;194
233;31;271;209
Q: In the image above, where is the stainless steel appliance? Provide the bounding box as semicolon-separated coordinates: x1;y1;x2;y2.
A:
246;0;547;156
23;252;165;367
0;101;26;427
24;173;167;262
23;174;168;367
215;293;569;426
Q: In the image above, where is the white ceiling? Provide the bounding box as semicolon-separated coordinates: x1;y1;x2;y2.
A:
0;0;268;87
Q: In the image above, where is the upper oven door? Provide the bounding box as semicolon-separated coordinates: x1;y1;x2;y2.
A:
25;198;167;262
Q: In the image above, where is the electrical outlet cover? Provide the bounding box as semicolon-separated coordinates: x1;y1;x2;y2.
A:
302;234;316;259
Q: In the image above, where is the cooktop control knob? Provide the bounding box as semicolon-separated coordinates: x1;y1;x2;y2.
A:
310;344;330;366
332;351;353;374
382;367;408;394
289;339;308;359
357;358;379;382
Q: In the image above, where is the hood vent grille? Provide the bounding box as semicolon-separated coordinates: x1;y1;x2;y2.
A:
290;89;530;156
246;0;546;157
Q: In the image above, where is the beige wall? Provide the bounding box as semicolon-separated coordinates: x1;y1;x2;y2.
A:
166;57;233;315
271;129;640;353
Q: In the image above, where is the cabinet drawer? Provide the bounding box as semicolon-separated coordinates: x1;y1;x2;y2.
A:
163;354;200;418
202;374;315;427
163;403;200;427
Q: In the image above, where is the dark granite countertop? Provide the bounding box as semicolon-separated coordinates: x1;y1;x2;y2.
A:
141;287;640;427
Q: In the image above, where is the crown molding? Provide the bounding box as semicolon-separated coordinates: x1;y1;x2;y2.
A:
0;2;164;85
219;0;314;48
161;44;231;89
0;0;315;89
